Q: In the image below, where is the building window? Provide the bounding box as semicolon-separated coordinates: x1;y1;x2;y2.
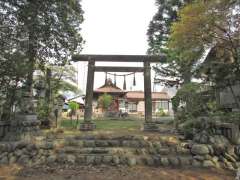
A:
154;101;169;111
128;102;137;112
119;99;126;109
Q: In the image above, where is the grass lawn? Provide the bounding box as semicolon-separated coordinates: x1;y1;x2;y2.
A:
56;118;175;137
45;118;178;142
60;118;142;131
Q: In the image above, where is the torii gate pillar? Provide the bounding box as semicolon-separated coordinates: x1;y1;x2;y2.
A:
79;60;96;131
143;61;158;131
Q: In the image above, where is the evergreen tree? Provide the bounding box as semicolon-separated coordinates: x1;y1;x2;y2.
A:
170;0;240;108
0;0;84;92
147;0;191;54
147;0;194;86
0;0;84;120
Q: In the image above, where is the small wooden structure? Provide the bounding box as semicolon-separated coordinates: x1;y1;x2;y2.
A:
72;54;166;131
93;79;126;114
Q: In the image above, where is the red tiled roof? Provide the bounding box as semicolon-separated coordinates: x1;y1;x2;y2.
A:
125;91;170;100
94;87;125;93
94;79;170;99
94;79;125;94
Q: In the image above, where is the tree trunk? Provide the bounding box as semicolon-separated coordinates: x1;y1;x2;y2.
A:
182;67;192;112
26;32;37;94
45;68;52;121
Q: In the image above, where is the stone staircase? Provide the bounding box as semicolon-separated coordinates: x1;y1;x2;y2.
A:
35;135;194;167
0;134;237;170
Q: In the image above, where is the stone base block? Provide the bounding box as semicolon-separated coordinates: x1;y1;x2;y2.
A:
143;123;159;132
80;122;96;131
11;114;41;132
3;114;41;141
0;121;10;139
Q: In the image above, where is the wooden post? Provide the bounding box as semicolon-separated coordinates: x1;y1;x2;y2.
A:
143;62;158;131
80;60;96;131
168;100;170;112
46;68;51;128
144;61;152;122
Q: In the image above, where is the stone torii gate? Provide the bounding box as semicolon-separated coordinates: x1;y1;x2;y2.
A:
72;54;166;131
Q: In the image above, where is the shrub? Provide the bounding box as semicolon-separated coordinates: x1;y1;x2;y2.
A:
97;93;113;111
68;101;80;116
156;108;167;117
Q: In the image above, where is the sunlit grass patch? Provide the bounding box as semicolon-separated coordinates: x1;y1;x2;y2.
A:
60;118;142;131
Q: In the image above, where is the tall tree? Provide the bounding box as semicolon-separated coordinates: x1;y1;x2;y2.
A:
169;0;240;83
0;0;84;120
0;0;84;92
147;0;185;54
147;0;194;86
0;8;30;120
169;0;240;108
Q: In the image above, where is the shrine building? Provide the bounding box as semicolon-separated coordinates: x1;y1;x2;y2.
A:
92;79;171;116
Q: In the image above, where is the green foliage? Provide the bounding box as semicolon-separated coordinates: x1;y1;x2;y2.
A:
98;93;113;111
153;48;192;86
0;52;30;120
35;65;80;95
68;101;80;111
206;101;218;114
147;0;191;54
0;0;84;65
169;0;240;84
0;0;84;91
36;99;49;120
169;0;240;110
150;0;239;88
156;108;167;117
68;101;79;117
179;118;202;139
0;0;84;120
149;0;240;136
223;112;240;124
173;82;213;118
170;0;239;52
34;65;80;123
148;0;197;86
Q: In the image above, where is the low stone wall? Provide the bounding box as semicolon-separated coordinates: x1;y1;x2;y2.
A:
0;134;238;171
0;115;41;141
212;122;240;144
0;121;10;138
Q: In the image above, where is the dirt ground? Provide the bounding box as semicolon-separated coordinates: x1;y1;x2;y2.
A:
0;164;235;180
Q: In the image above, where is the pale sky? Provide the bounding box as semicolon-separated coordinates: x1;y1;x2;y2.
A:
75;0;161;93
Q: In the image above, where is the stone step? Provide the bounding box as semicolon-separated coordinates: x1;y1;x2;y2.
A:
64;139;152;148
0;140;233;170
55;147;112;155
51;154;194;167
54;146;191;156
61;139;184;149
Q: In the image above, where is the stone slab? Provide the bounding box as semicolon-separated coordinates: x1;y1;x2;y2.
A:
80;122;96;131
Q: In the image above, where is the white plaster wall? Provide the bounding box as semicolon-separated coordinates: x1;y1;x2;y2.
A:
137;101;145;113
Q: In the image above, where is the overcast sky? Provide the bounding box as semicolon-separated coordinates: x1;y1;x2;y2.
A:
75;0;160;93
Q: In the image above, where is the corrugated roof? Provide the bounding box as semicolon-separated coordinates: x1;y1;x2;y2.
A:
125;91;170;100
68;97;84;104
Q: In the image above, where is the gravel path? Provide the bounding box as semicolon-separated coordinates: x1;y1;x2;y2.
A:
0;164;235;180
